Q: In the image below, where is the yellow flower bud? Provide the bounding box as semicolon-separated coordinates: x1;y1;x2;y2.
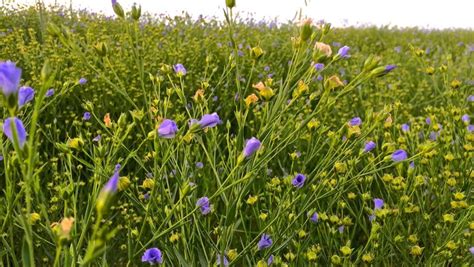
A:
118;176;131;191
30;212;41;224
340;246;352;256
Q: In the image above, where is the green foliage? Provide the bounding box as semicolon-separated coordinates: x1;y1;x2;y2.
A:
0;3;473;266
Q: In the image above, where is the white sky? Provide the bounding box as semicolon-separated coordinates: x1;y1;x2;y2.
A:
6;0;474;29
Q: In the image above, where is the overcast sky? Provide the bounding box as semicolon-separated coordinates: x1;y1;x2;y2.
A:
7;0;474;29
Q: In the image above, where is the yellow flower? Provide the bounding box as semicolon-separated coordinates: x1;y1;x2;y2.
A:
259;87;275;100
67;137;84;150
169;232;180;243
362;253;374;263
446;178;457;186
453;192;465;200
259;213;268;221
227;249;238;261
408;234;418;243
329;215;340;224
347;192;356;199
256;260;267;267
245;94;259;107
192;89;205;102
142;178;155;189
450;79;461;89
334;162;347;173
118;176;131;191
443;214;454;223
348;125;361;137
446;241;458;250
30;212;41;224
410;245;424;256
331;255;341;265
306;250;318;261
444;153;455;161
293;80;309;98
340;246;352;256
298;229;307;238
246;195;258;205
307;119;320;130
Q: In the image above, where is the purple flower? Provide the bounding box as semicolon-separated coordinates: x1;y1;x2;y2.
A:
409;161;415;168
264;66;270;72
349;117;362;127
45;88;54;97
173;63;186;76
0;60;22;96
78;78;87;85
469;247;474;255
196;162;204;168
468;125;474;133
158;119;178;138
310;212;319;223
461;114;470;123
317;74;323;81
368;214;376;222
189;118;199;127
425;117;432;125
467;95;474;102
0;155;3;161
313;63;324;71
141;247;163;265
216;255;229;266
3;117;27;148
196;197;211;215
92;135;101;142
392;149;408;162
111;0;117;5
243;137;261;158
401;123;410;132
394;46;401;53
18;86;35;108
257;234;272;250
337;46;350;58
102;164;121;193
429;131;439;141
338;225;345;233
364;141;376;152
385;64;397;73
83;112;91;121
198;112;221;128
267;255;274;265
373;198;384;210
292;173;306;188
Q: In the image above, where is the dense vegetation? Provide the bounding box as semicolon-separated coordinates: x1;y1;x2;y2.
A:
0;2;473;266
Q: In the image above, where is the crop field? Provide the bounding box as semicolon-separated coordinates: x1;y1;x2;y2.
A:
0;1;473;266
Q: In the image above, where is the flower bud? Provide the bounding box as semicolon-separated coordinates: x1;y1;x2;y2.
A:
112;2;125;19
299;18;313;42
363;55;381;72
225;0;236;8
94;42;108;57
131;4;141;21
